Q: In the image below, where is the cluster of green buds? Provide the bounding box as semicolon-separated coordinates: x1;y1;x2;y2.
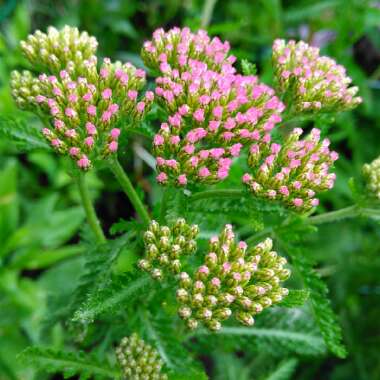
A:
272;39;362;114
11;26;154;170
138;219;199;280
116;333;167;380
363;155;380;199
242;128;338;212
20;26;98;74
176;224;290;331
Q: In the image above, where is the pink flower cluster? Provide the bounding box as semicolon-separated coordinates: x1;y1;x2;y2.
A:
141;27;236;75
151;60;284;186
242;128;338;211
24;57;153;170
272;39;362;113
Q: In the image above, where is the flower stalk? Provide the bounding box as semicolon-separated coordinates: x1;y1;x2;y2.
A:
76;172;106;243
108;158;151;226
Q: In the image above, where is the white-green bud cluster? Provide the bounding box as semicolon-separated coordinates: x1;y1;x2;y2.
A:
176;224;290;331
363;155;380;199
116;333;167;380
20;26;98;74
138;219;199;280
10;70;42;110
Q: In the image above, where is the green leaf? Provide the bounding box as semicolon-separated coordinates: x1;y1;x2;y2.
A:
72;272;152;323
142;313;207;379
0;116;50;152
18;347;120;380
279;289;310;308
241;59;257;76
265;358;298;380
0;159;18;246
283;243;347;358
195;326;326;356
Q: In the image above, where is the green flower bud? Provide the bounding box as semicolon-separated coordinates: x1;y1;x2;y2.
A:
116;333;167;380
175;225;291;331
139;219;198;280
363;156;380;199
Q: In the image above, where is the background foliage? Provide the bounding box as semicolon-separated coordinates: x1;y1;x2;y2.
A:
0;0;379;379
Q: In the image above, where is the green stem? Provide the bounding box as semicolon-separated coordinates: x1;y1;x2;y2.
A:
201;0;218;28
77;173;106;243
108;158;150;226
189;189;245;202
308;205;359;225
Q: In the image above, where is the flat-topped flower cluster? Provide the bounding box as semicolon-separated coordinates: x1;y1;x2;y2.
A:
142;27;284;187
140;27;361;213
11;26;153;170
272;39;362;114
139;220;290;331
242;127;338;212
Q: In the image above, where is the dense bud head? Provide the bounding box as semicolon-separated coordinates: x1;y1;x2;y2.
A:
243;128;338;212
20;26;98;74
152;65;284;186
12;27;153;170
176;224;290;331
363;155;380;199
116;333;167;380
139;219;199;280
272;39;362;114
141;27;236;75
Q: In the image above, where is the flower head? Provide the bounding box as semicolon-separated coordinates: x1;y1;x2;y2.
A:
20;26;98;74
11;27;154;170
138;219;199;280
363;155;380;199
242;128;338;212
272;39;362;113
176;225;290;331
152;62;284;186
141;27;236;75
116;333;167;380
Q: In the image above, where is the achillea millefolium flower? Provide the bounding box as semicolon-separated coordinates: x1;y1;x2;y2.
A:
176;224;290;331
11;26;153;170
272;39;362;114
242;127;338;212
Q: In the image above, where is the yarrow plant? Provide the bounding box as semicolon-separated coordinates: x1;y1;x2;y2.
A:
272;39;362;114
9;24;373;380
176;225;290;331
11;27;153;170
139;219;199;279
242;127;338;211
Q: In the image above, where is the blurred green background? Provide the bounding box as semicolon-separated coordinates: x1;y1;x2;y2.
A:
0;0;379;379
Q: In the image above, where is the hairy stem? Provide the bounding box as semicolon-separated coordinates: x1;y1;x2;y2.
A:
77;173;106;243
108;158;150;226
189;189;245;202
308;205;359;225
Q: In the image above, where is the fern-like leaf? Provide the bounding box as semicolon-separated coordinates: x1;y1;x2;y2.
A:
265;358;298;380
0;116;50;152
141;312;208;379
18;347;120;380
281;242;347;358
279;289;310;307
73;271;152;323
